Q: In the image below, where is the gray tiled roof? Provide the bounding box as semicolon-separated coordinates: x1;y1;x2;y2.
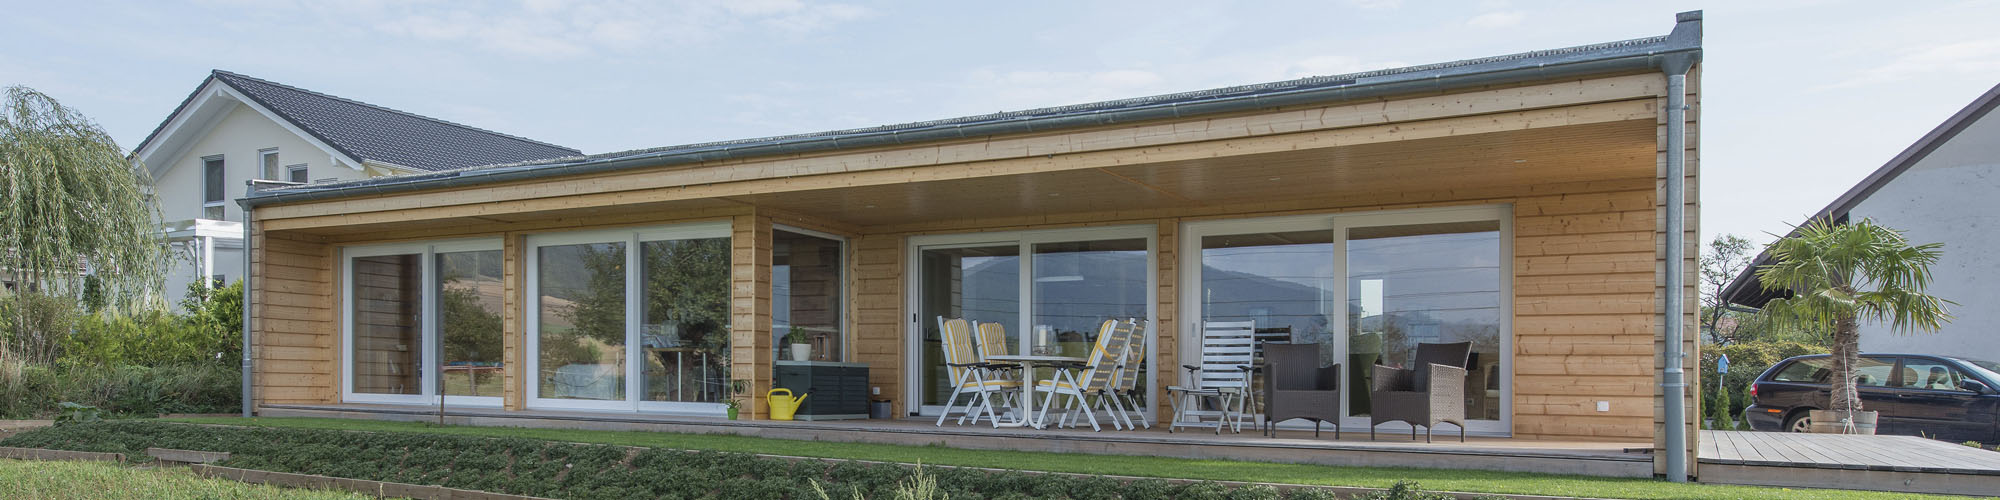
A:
163;71;580;172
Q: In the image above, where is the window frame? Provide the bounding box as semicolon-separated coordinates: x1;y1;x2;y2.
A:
339;238;505;407
773;225;849;363
201;155;226;220
286;163;310;184
525;221;733;415
259;148;280;180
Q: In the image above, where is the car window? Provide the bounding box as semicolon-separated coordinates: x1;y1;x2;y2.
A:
1771;358;1832;383
1855;358;1895;387
1899;358;1970;392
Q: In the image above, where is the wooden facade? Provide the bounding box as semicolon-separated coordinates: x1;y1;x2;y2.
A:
243;62;1698;473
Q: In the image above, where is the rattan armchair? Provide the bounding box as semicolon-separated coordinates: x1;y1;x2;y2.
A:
1261;343;1341;438
1368;341;1471;442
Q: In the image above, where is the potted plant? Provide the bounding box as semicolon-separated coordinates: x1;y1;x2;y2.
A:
1755;218;1952;434
724;379;748;420
786;326;812;361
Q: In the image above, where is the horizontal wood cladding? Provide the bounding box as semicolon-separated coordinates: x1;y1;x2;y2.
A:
251;230;337;406
255;73;1669;229
851;234;904;416
1511;186;1658;440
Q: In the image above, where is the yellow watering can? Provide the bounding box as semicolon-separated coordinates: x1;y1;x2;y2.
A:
767;388;808;421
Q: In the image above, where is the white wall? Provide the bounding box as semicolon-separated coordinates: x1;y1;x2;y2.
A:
1852;108;2000;362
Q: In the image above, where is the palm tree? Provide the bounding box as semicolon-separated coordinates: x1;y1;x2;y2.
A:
1755;218;1952;423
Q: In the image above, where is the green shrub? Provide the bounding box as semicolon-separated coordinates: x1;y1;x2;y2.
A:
1701;341;1826;419
54;401;102;425
0;361;237;418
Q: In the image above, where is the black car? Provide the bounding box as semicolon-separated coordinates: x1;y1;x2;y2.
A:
1745;353;2000;442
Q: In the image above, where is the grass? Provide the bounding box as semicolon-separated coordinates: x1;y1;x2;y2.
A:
165;416;1953;500
0;459;368;500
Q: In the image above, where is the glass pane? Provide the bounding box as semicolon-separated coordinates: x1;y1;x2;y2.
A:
262;152;279;179
1031;239;1147;358
203;158;224;203
289;166;309;183
438;250;503;398
1899;358;1970;392
537;242;627;401
1200;230;1339;387
1854;358;1894;387
638;237;731;403
918;245;1019;406
351;254;423;395
1347;221;1502;420
774;230;843;362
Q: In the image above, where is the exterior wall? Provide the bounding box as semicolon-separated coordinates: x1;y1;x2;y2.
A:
248;229;338;406
852;234;906;415
1851;108;2000;361
164;242;243;304
1656;68;1702;474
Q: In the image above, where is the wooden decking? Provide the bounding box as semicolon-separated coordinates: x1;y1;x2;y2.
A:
1698;430;2000;496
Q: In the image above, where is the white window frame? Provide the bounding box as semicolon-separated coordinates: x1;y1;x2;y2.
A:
201;155;226;220
340;238;505;407
903;224;1158;419
259;148;280;180
285;163;309;184
1178;204;1514;435
773;225;849;362
525;221;733;415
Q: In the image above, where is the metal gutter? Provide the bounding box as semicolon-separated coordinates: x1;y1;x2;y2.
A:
240;11;1703;209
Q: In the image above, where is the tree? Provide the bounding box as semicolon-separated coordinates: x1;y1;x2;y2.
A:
1756;218;1952;418
1;86;167;362
1699;234;1754;344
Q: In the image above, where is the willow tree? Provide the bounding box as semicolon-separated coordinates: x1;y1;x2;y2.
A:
0;86;167;361
1755;218;1951;424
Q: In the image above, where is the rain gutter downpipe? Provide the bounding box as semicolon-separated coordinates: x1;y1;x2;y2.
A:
1660;10;1702;484
239;187;255;418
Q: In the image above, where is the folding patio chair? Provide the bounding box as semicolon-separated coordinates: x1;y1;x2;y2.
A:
1109;318;1151;429
969;320;1022;425
934;317;1019;427
1167;320;1257;434
1037;319;1134;431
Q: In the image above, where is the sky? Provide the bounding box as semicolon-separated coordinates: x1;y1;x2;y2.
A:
6;0;2000;248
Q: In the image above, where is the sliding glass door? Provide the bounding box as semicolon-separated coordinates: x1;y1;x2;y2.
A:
527;222;732;413
343;240;503;407
908;227;1154;416
1182;206;1511;433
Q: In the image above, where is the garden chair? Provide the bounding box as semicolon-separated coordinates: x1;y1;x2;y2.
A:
935;317;1019;427
1110;319;1151;429
1166;320;1257;434
1260;343;1341;438
970;320;1023;424
1368;341;1471;442
1037;319;1134;431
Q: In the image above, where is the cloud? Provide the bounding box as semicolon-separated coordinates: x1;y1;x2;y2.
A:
1466;11;1525;28
289;1;871;59
1823;38;2000;89
957;68;1171;111
1341;0;1403;10
1283;55;1410;79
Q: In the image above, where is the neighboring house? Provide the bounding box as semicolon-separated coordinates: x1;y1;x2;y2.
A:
1721;83;2000;361
129;70;580;306
236;13;1703;477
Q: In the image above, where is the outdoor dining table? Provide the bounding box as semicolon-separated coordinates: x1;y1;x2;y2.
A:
980;354;1085;429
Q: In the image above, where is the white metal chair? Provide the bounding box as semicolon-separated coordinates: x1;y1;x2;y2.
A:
935;317;1019;426
1037;319;1134;431
1167;320;1257;434
1109;318;1151;429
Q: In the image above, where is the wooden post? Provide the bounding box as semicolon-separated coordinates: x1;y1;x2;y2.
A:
731;215;775;418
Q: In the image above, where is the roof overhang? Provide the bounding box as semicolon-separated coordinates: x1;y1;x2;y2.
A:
133;77;365;178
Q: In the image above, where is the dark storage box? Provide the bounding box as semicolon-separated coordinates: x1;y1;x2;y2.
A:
773;361;869;420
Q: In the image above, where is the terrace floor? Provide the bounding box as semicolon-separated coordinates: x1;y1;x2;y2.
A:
1698;429;2000;496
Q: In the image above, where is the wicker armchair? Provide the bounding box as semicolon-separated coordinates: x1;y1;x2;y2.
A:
1368;341;1471;442
1261;343;1341;438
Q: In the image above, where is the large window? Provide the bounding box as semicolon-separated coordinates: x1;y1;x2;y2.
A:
910;227;1154;412
528;223;731;413
774;228;845;362
343;240;503;406
1183;205;1511;432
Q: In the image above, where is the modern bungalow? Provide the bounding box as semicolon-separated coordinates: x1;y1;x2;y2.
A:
236;12;1703;478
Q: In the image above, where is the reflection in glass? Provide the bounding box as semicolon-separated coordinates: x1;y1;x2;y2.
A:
351;254;423;395
774;230;844;362
538;242;627;401
639;238;732;403
1199;230;1341;392
437;250;503;397
1347;221;1502;420
918;245;1019;406
1031;239;1147;358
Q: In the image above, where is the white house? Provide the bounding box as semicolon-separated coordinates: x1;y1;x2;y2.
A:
1723;83;2000;361
130;70;580;306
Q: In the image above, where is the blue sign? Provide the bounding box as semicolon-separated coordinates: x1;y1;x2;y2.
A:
1717;353;1730;374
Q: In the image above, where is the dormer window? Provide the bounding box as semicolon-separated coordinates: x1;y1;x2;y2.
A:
202;155;225;220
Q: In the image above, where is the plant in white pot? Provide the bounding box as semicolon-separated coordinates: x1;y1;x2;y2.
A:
785;326;812;361
1755;218;1952;434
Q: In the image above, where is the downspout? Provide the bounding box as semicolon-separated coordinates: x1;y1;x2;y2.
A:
240;187;256;418
1660;10;1702;483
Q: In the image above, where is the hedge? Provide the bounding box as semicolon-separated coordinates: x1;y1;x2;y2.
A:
1699;341;1826;422
0;421;1494;500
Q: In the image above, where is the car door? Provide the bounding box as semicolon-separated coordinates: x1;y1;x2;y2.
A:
1851;356;1902;432
1889;357;1988;441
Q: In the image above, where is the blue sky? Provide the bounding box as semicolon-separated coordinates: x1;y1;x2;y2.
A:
6;1;2000;246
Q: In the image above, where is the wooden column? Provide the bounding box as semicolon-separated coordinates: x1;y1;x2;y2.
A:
852;234;904;415
501;234;525;410
1153;219;1179;423
731;215;775;418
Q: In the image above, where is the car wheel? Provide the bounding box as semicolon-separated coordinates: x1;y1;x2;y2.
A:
1785;411;1813;433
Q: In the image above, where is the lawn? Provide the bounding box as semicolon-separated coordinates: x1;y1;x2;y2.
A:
0;459;368;500
163;416;1947;500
